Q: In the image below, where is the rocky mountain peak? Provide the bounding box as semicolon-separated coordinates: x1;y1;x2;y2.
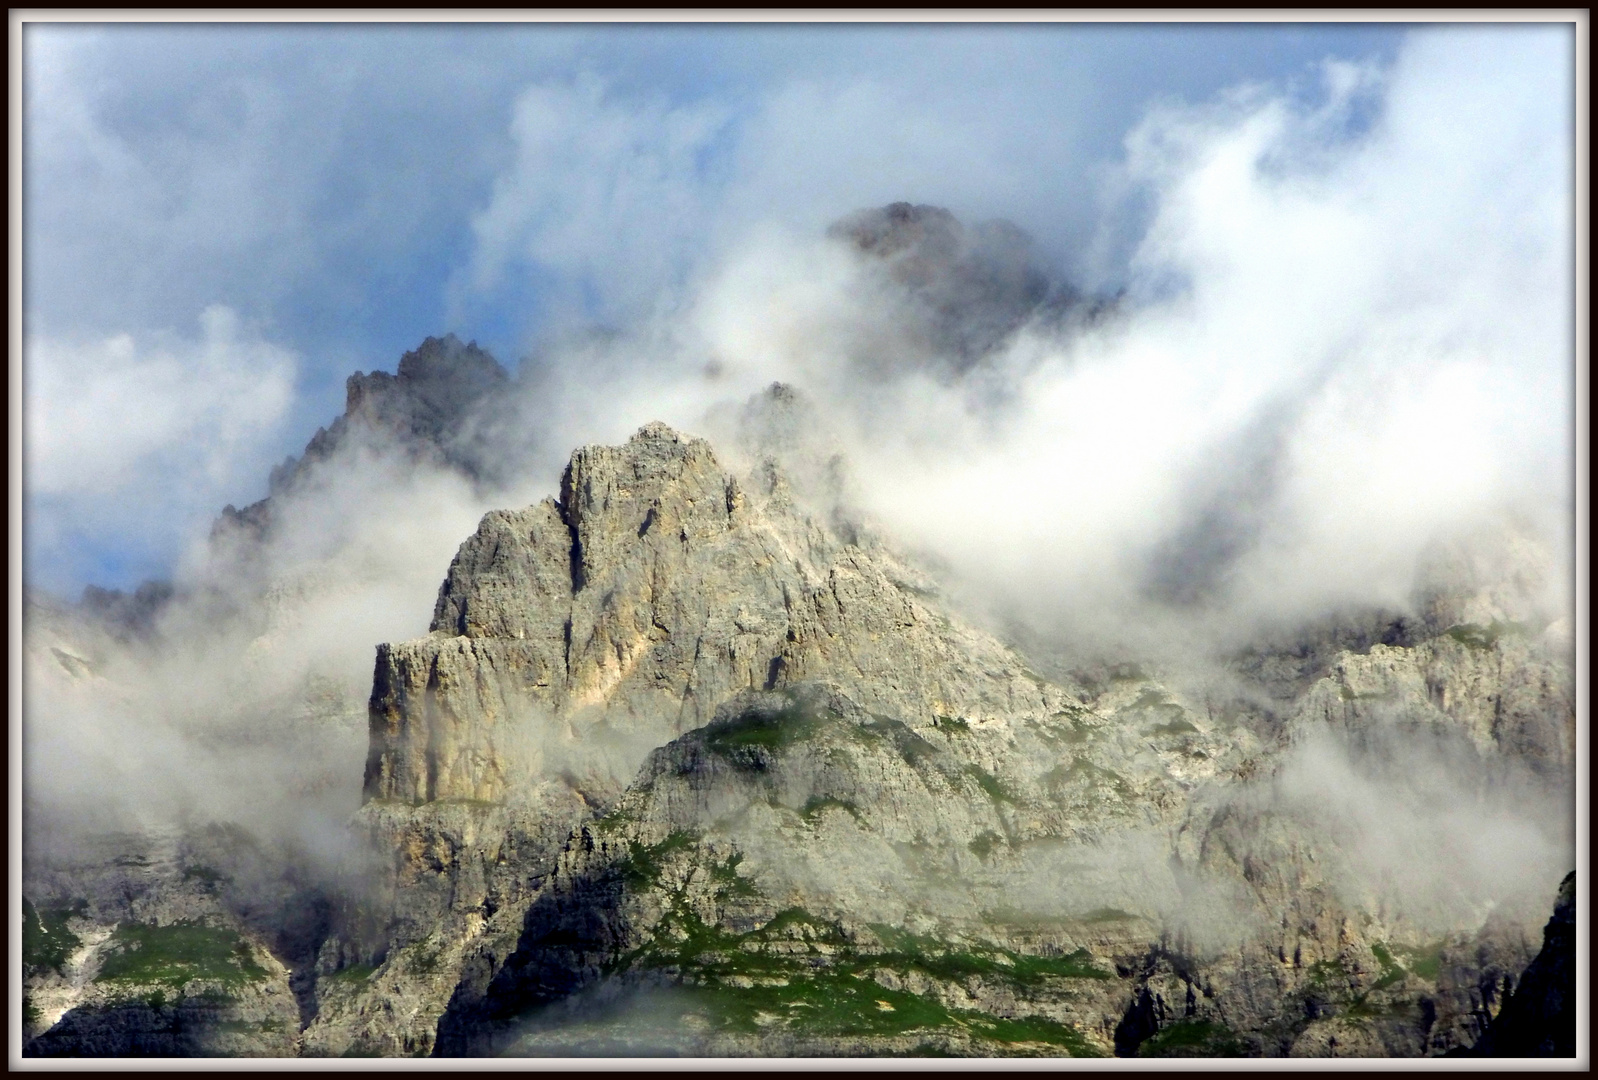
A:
22;337;1574;1060
827;203;1076;369
367;419;1078;811
344;334;507;450
214;334;511;547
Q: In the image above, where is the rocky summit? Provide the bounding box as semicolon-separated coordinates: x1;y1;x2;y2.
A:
22;411;1576;1059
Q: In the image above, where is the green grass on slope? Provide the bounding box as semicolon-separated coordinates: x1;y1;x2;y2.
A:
800;796;863;825
1392;942;1444;982
967;767;1016;805
619;831;700;891
1137;1018;1248;1057
95;921;267;992
601;882;1105;1055
1445;621;1526;651
23;898;84;976
705;698;829;753
326;963;378;984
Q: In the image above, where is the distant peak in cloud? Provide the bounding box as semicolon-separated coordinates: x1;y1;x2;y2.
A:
826;201;1088;375
214;334;513;550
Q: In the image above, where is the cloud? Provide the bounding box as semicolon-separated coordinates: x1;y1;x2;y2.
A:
23;26;1416;592
450;74;737;333
1267;720;1571;932
25;306;296;589
626;25;1575;652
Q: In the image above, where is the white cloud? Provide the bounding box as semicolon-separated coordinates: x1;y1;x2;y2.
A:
26;306;297;583
450;75;736;329
656;25;1573;647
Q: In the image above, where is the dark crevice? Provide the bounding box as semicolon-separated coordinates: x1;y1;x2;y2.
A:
424;656;442;804
556;466;586;595
1114;985;1163;1057
764;655;786;691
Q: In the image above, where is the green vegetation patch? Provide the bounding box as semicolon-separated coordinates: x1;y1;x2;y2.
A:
1047;759;1134;799
800;796;863;825
862;717;942;767
23;898;85;976
934;715;970;734
1043;713;1093;745
655;968;958;1039
968;832;1004;860
967;767;1016;805
95;921;267;991
1445;621;1526;651
709;851;761;899
1303;958;1346;991
619;830;700;891
1369;942;1405;990
869;926;1110;985
182;864;226;887
617;927;1100;1052
327;963;378;984
1393;942;1444;982
968;1013;1100;1055
1148;718;1199;737
705;697;829;754
605;878;1104;1056
1137;1018;1248;1057
593;804;639;834
397;939;444;975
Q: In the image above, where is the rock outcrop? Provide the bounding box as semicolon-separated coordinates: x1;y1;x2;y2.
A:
214;333;513;547
362;420;1097;809
828;202;1084;371
1463;872;1576;1057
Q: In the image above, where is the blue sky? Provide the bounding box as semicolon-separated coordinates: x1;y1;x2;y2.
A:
20;20;1573;598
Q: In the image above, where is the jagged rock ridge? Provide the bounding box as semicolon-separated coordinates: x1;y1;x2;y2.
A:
216;334;511;546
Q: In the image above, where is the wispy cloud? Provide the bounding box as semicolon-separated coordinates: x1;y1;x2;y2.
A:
26;306;296;590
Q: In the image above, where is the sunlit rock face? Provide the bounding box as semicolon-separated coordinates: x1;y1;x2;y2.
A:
363;420;1088;808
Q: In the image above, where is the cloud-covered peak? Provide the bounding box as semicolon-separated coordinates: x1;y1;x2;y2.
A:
827;202;1079;373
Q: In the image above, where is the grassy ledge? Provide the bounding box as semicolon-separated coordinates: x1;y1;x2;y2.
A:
95;922;267;993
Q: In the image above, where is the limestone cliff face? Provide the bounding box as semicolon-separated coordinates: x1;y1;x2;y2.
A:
1291;629;1574;775
316;420;1141;1056
363;421;1079;808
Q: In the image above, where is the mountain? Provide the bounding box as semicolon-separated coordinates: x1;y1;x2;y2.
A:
20;210;1577;1059
26;400;1572;1059
213;333;513;548
826;201;1084;373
